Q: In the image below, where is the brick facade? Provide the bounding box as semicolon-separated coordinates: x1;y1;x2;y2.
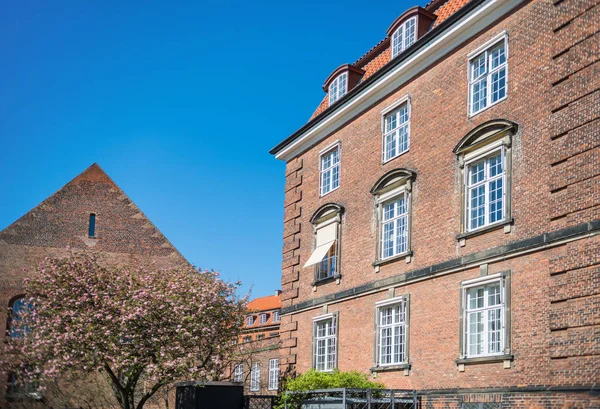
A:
226;293;282;395
272;0;600;407
0;163;189;408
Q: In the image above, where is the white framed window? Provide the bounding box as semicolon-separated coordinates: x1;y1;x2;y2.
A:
250;362;260;392
273;311;280;322
328;73;348;105
246;316;254;326
259;313;268;324
305;204;343;281
268;359;279;390
375;297;408;366
382;99;410;162
380;191;409;259
391;17;417;58
469;35;508;116
465;146;506;232
313;313;337;372
319;145;340;196
234;364;243;382
462;275;505;358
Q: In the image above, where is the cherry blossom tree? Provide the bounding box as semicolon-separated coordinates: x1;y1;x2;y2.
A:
2;253;247;409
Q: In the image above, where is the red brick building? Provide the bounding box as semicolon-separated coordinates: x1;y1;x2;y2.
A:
229;292;282;395
0;163;188;407
270;0;600;407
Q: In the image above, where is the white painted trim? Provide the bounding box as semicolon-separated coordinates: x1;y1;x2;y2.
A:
375;295;405;307
274;0;525;161
464;139;504;162
319;140;341;155
377;184;407;203
312;312;334;322
381;95;411;117
467;30;508;58
462;272;502;287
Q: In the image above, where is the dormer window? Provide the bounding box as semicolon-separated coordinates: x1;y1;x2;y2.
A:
328;73;347;105
387;7;436;60
391;17;416;58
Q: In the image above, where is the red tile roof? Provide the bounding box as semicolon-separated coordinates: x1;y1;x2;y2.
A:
309;0;470;120
247;294;282;312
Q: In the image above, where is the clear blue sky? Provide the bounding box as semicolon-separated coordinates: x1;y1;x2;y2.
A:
0;0;415;299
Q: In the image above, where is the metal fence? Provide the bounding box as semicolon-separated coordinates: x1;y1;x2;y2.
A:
245;395;276;409
284;388;417;409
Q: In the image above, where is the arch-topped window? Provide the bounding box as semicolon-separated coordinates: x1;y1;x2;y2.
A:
7;295;30;339
305;204;344;284
328;73;348;105
372;169;416;265
455;119;518;238
391;17;416;58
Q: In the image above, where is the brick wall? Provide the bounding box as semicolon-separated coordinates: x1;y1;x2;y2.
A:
277;0;599;406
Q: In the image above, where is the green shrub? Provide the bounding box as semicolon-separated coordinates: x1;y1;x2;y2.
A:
275;369;384;409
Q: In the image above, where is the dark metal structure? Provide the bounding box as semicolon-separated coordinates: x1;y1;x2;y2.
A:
175;381;244;409
284;388;417;409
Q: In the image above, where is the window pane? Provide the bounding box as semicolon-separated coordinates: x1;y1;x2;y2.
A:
471;79;487;113
489;43;506;69
470;185;486;229
489;178;503;223
468;311;484;355
469;161;485;185
491;67;506;102
404;19;416;49
471;53;487;80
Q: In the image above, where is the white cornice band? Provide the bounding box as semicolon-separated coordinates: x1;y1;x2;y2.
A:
275;0;525;162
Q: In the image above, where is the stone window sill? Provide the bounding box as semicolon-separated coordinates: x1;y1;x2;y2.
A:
312;273;341;287
370;363;410;373
372;251;413;268
456;218;514;242
456;354;513;365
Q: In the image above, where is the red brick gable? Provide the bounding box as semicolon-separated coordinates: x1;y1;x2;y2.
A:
0;163;186;260
309;0;470;120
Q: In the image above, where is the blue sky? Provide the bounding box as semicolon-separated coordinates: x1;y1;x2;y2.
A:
0;0;415;299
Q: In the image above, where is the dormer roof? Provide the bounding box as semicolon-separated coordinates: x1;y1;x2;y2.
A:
308;0;471;121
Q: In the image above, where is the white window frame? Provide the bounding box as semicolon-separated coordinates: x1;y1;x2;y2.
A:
233;364;243;382
381;97;411;163
328;73;348;105
268;359;279;390
375;296;409;367
319;143;341;197
245;316;254;326
391;17;417;59
259;313;268;324
464;142;507;232
313;313;337;372
249;362;260;392
378;186;410;260
273;311;280;322
462;274;505;358
468;33;508;117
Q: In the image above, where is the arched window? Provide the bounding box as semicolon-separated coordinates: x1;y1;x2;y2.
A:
304;204;344;284
454;119;518;240
391;17;416;58
371;169;416;265
7;295;30;339
328;73;348;105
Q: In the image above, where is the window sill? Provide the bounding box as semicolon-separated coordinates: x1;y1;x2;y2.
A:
456;218;513;242
456;354;513;365
373;251;413;267
312;273;341;286
370;363;410;373
382;149;409;165
468;96;508;119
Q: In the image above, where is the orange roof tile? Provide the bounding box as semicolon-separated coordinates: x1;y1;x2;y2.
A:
432;0;471;27
247;294;282;312
309;0;470;120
